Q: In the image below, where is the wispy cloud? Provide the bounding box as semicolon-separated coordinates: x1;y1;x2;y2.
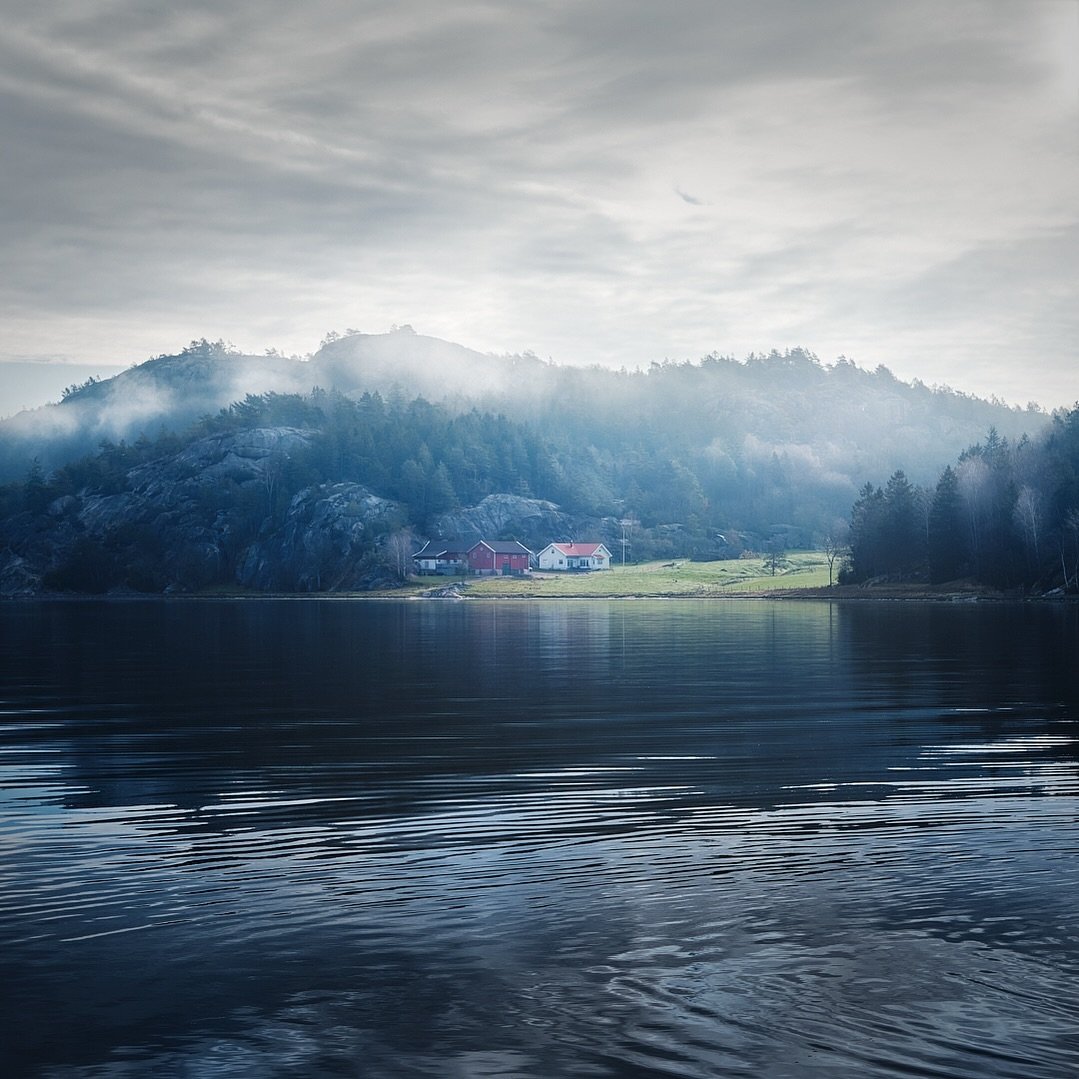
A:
0;1;1075;406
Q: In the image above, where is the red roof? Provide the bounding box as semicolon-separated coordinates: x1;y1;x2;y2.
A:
550;542;606;556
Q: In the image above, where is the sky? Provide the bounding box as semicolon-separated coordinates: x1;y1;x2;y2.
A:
1;0;1077;408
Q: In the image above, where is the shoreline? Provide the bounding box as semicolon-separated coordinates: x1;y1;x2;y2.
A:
2;555;1069;604
3;584;1072;603
399;587;1067;603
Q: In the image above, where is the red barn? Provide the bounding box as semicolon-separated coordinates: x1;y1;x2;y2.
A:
467;540;533;576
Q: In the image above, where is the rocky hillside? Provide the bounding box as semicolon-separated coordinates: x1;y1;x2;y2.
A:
0;428;401;594
0;424;612;595
432;494;595;549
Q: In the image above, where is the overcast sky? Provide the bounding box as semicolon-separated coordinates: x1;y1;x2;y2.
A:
1;1;1076;406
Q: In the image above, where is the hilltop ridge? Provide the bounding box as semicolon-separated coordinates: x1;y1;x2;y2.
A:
0;329;1045;486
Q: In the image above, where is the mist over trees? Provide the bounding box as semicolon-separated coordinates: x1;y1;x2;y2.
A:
843;413;1079;591
0;333;1046;515
0;330;1059;592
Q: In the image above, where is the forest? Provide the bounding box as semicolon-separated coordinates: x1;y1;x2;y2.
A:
843;409;1079;591
0;335;1047;527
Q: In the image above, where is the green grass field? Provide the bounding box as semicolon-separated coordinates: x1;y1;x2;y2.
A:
391;551;834;598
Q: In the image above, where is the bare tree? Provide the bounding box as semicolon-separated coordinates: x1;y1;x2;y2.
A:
823;520;849;588
384;528;415;580
957;455;990;575
765;537;784;576
259;452;287;520
1013;485;1044;569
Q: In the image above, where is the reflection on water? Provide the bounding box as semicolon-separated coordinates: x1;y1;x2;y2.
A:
2;599;1078;1078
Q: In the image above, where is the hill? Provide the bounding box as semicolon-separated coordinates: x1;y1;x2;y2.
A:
0;330;1055;593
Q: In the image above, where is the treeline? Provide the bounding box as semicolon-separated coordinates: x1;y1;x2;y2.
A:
2;388;579;529
2;384;771;592
199;389;576;518
501;348;1051;548
843;408;1079;590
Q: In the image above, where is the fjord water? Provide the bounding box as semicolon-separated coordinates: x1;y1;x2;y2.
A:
2;600;1078;1078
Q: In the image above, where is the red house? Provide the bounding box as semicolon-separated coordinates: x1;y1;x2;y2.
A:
466;540;533;576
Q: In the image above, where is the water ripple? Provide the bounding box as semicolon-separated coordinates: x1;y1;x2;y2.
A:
3;599;1079;1078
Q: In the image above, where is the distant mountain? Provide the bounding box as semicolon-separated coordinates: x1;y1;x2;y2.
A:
0;398;606;595
0;425;404;595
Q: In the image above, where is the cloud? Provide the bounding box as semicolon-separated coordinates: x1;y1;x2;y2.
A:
0;1;1075;406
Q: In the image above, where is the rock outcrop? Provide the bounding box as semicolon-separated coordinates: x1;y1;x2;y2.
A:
0;427;404;594
431;494;617;554
0;422;625;595
237;483;401;591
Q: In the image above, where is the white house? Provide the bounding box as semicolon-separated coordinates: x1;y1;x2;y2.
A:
537;541;612;572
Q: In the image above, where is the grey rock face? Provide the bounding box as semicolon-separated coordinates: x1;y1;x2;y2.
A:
432;494;615;553
238;483;401;591
129;426;315;494
432;495;572;549
0;427;404;594
0;422;612;594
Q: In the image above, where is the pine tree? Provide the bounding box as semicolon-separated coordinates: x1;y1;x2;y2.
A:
846;482;885;581
881;470;924;576
928;466;967;583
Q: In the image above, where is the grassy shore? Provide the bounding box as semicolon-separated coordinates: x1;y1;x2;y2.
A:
383;552;836;599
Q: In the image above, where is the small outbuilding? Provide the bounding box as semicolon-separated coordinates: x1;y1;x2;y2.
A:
536;541;612;572
413;540;473;576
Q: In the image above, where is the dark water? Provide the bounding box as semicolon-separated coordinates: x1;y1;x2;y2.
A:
2;599;1078;1078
